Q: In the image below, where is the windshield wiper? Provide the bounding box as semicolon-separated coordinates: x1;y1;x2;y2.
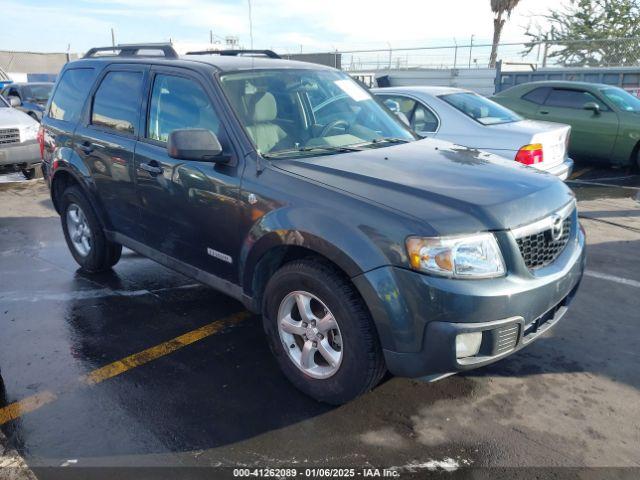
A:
370;137;411;144
262;144;364;159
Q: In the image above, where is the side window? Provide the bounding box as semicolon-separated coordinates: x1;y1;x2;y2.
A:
412;103;439;132
49;68;95;122
147;74;220;143
521;87;551;105
91;71;144;135
381;95;417;117
545;89;607;110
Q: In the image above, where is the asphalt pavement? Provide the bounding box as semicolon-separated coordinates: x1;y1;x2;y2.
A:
0;168;639;478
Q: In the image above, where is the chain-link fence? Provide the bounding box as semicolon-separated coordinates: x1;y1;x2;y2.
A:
317;37;640;71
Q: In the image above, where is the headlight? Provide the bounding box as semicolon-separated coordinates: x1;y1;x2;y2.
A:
23;123;39;141
406;233;505;278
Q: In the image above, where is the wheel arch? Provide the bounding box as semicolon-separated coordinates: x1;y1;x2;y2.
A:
243;232;367;314
50;167;112;231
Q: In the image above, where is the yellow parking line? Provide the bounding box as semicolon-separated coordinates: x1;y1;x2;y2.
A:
569;167;593;180
82;311;249;385
0;391;58;425
0;311;250;425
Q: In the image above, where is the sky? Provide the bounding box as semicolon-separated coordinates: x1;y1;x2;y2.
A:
1;0;568;54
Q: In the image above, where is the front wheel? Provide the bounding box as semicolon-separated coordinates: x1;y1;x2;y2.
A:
263;260;386;404
60;186;122;272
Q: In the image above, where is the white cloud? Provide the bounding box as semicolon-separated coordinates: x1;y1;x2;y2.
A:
2;0;567;53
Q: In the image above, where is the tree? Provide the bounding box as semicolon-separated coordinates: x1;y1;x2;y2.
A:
524;0;640;67
489;0;522;68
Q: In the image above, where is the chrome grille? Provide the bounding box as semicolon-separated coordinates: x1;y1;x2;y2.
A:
0;128;20;145
516;217;571;269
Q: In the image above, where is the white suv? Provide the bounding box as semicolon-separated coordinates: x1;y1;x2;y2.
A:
0;95;42;179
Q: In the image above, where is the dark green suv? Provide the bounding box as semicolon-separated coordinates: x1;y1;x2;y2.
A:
40;44;585;404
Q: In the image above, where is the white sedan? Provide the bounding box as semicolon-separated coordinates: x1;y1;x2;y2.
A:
373;86;574;180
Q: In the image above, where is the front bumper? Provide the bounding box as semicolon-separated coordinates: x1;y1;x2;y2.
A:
0;140;40;170
353;213;586;378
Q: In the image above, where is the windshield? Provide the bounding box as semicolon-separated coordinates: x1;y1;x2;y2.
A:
440;92;522;125
600;87;640;112
24;84;53;101
219;69;415;158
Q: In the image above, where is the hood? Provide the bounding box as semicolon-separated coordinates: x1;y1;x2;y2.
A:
0;107;38;128
274;138;574;234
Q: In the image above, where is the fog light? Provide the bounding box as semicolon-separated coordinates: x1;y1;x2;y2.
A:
456;332;482;359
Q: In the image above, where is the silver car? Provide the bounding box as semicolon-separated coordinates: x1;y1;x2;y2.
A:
0;95;42;179
373;86;574;180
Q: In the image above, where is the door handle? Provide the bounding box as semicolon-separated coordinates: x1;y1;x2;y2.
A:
539;110;549;115
139;161;163;175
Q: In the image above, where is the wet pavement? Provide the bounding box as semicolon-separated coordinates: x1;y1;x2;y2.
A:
0;167;639;476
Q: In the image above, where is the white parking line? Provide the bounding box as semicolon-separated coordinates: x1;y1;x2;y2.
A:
585;270;640;288
0;284;203;303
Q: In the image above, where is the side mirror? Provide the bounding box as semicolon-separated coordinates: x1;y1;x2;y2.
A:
8;96;21;107
167;129;225;162
583;101;601;114
383;99;401;114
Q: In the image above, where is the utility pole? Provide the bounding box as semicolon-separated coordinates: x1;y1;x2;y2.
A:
247;0;254;49
468;34;474;69
210;30;213;44
111;28;116;51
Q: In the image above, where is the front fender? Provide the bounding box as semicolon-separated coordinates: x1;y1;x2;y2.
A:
240;206;392;295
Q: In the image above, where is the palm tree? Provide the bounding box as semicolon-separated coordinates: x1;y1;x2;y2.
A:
489;0;521;68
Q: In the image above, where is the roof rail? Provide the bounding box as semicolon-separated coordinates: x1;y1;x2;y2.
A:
185;49;281;59
83;43;179;59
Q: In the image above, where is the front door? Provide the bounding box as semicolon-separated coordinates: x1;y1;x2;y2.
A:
537;88;619;162
74;65;147;240
134;67;242;282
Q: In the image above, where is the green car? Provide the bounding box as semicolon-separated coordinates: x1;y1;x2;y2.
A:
492;81;640;169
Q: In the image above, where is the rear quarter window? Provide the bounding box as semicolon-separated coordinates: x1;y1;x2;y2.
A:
49;68;96;123
521;87;551;105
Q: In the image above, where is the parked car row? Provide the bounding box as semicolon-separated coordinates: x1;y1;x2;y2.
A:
0;95;42;179
1;82;54;122
492;81;640;169
373;86;574;180
39;44;585;404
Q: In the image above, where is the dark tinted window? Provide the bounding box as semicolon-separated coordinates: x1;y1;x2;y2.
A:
545;88;604;109
147;74;220;143
522;87;550;105
91;71;144;134
49;68;95;122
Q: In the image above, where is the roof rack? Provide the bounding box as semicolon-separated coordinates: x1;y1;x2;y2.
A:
185;49;281;59
83;43;179;59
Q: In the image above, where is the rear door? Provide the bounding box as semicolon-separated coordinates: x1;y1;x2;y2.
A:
73;64;148;240
537;88;619;162
134;66;242;282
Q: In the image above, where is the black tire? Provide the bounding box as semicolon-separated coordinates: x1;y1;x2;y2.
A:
263;259;386;404
60;186;122;272
22;166;43;180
